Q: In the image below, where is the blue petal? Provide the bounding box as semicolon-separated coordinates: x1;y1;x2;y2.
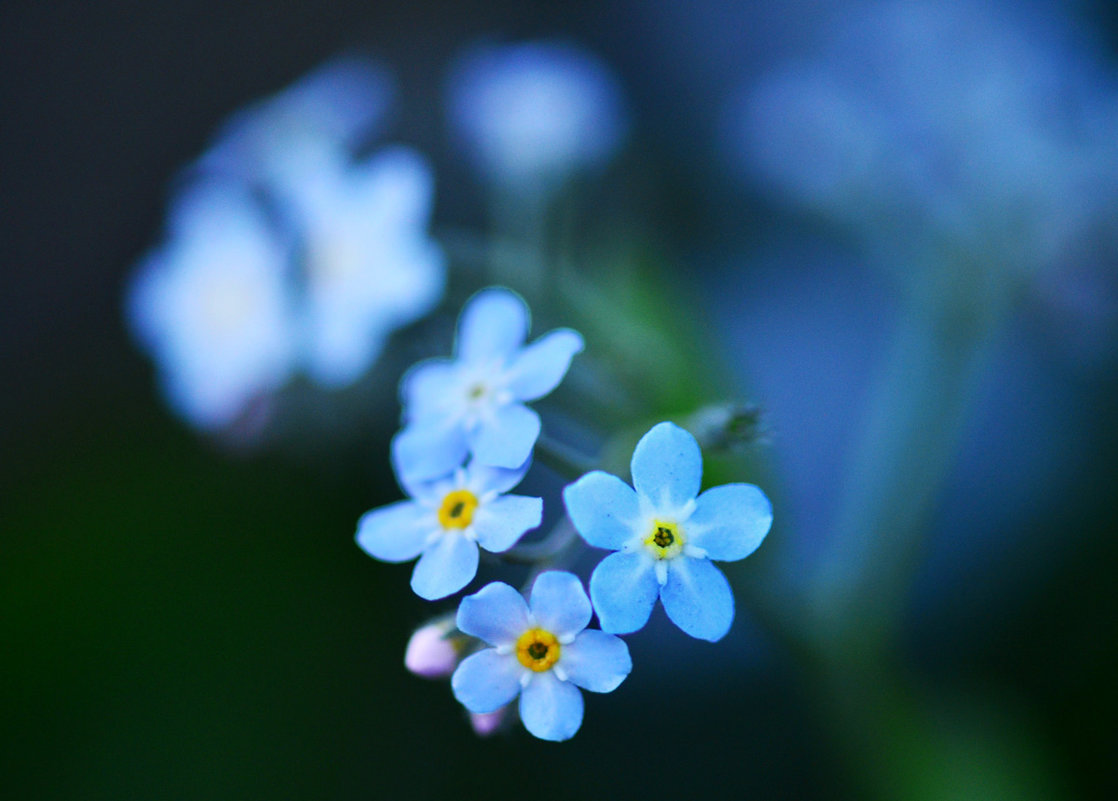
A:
457;581;531;645
563;471;640;551
469;403;540;468
456;287;529;366
392;422;468;484
505;328;584;401
588;551;659;634
451;649;523;713
519;672;584;741
630;422;703;511
472;495;541;553
661;557;734;642
687;483;773;562
465;458;530;495
354;500;433;563
399;358;458;421
529;571;591;638
561;630;632;693
410;534;479;600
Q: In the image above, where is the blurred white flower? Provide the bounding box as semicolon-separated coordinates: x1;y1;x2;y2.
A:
126;183;297;430
295;147;445;387
128;55;446;431
447;40;628;188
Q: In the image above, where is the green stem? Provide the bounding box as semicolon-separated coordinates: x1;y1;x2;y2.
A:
808;263;1010;653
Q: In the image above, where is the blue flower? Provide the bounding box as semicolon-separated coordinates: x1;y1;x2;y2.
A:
126;182;297;430
447;40;628;188
563;422;772;642
356;459;542;600
392;287;583;481
294;147;445;387
451;572;632;742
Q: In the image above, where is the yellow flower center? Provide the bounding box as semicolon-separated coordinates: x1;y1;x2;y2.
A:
437;489;479;530
515;628;561;672
644;520;684;559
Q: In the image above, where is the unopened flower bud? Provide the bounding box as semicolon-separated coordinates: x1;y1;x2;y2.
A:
404;620;459;678
469;709;506;737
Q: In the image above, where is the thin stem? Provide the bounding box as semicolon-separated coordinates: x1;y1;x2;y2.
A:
809;259;1011;653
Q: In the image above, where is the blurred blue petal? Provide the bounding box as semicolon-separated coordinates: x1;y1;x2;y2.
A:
506;328;584;401
296;148;445;387
126;182;296;430
392;422;469;484
469;403;541;469
448;40;628;187
456;287;529;365
200;55;393;198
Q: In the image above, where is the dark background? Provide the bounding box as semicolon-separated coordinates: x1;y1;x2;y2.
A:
3;2;1117;799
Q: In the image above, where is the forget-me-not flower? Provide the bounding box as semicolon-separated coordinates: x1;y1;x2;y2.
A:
356;458;542;600
392;287;584;481
447;40;628;188
126;182;296;430
452;572;632;741
564;422;773;642
294;147;445;387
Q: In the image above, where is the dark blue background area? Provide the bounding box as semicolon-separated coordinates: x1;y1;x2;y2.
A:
3;2;1117;799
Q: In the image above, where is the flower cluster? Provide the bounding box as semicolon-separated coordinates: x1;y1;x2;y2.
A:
126;57;444;431
355;288;773;740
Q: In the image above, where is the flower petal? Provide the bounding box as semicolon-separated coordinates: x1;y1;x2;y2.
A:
505;328;584;401
588;551;659;634
472;494;542;553
410;534;479;600
529;571;591;638
519;671;584;741
561;630;632;693
392;422;468;484
687;483;773;562
630;422;703;511
456;287;529;366
399;358;459;420
451;649;523;714
354;500;432;563
660;557;734;642
563;471;640;551
465;458;530;496
469;403;540;468
457;581;531;646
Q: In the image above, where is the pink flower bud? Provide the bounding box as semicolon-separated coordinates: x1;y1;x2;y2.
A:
469;709;506;737
404;622;458;678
